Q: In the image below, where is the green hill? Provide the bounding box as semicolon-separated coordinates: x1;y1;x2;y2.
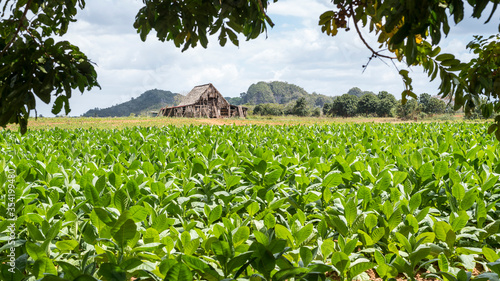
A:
82;82;336;117
82;89;182;117
231;81;335;107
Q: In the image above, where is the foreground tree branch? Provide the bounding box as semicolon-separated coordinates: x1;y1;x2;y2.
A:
0;0;32;56
348;3;397;61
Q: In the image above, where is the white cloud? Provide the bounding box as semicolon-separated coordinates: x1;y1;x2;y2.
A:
33;0;500;116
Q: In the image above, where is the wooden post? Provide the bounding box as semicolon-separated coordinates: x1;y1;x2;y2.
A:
238;106;244;117
213;100;220;118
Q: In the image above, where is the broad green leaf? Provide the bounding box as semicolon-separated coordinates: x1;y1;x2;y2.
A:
393;171;408;186
329;215;348;237
406;214;419;233
246;201;260;217
83;181;100;207
483;246;500;262
233;226;250;247
323;186;332;203
434;161;449;178
273;267;309;281
452;184;465;201
321;239;335;260
131;242;164;253
395;232;412;252
358;230;374;247
388;208;402;231
409;246;431;268
365;213;378;230
113;188;129;213
482;175;499;191
254;231;269;245
33;258;57;279
434;221;452;242
225;174;241;190
57;261;82;280
438;253;449;272
264;169;282;186
376;173;392;191
98;263;126;281
255;159;267;175
26;242;46;260
144;228;160;244
322;172;342;187
293;224;313;246
55;240;79;252
331;252;350;274
275;224;294;247
211;240;231;258
376;263;399;279
128;205;148;222
343;238;358;255
27;223;46;241
450;211;469;232
344;198;357;226
349;262;376;279
227;251;253;274
371;228;385;243
417;162;433;182
264;213;276;229
357;185;371;203
184;239;200;256
110;214;137;247
409;193;422;213
410;151;423;169
460;188;476;210
300;247;313;267
416;232;436;245
209;205;223;223
181;231;191;248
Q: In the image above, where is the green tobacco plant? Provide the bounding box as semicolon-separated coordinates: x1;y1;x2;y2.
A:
0;124;499;280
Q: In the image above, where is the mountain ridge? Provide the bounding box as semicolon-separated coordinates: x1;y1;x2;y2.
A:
82;89;182;117
82;81;336;117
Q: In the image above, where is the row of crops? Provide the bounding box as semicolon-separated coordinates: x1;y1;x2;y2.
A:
1;123;500;281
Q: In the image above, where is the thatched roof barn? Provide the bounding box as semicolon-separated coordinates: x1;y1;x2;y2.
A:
158;83;247;118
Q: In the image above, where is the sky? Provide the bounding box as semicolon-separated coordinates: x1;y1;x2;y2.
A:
34;0;499;116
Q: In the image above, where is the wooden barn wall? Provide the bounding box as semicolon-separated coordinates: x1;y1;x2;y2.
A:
158;86;246;118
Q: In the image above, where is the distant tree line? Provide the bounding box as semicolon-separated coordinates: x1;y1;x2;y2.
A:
251;86;451;118
324;90;449;119
322;90;397;117
395;93;449;120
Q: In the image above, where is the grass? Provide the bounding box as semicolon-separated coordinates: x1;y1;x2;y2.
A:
0;114;473;132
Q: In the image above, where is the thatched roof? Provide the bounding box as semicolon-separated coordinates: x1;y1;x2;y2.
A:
178;83;217;106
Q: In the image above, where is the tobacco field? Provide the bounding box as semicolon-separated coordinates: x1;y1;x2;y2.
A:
1;123;500;281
